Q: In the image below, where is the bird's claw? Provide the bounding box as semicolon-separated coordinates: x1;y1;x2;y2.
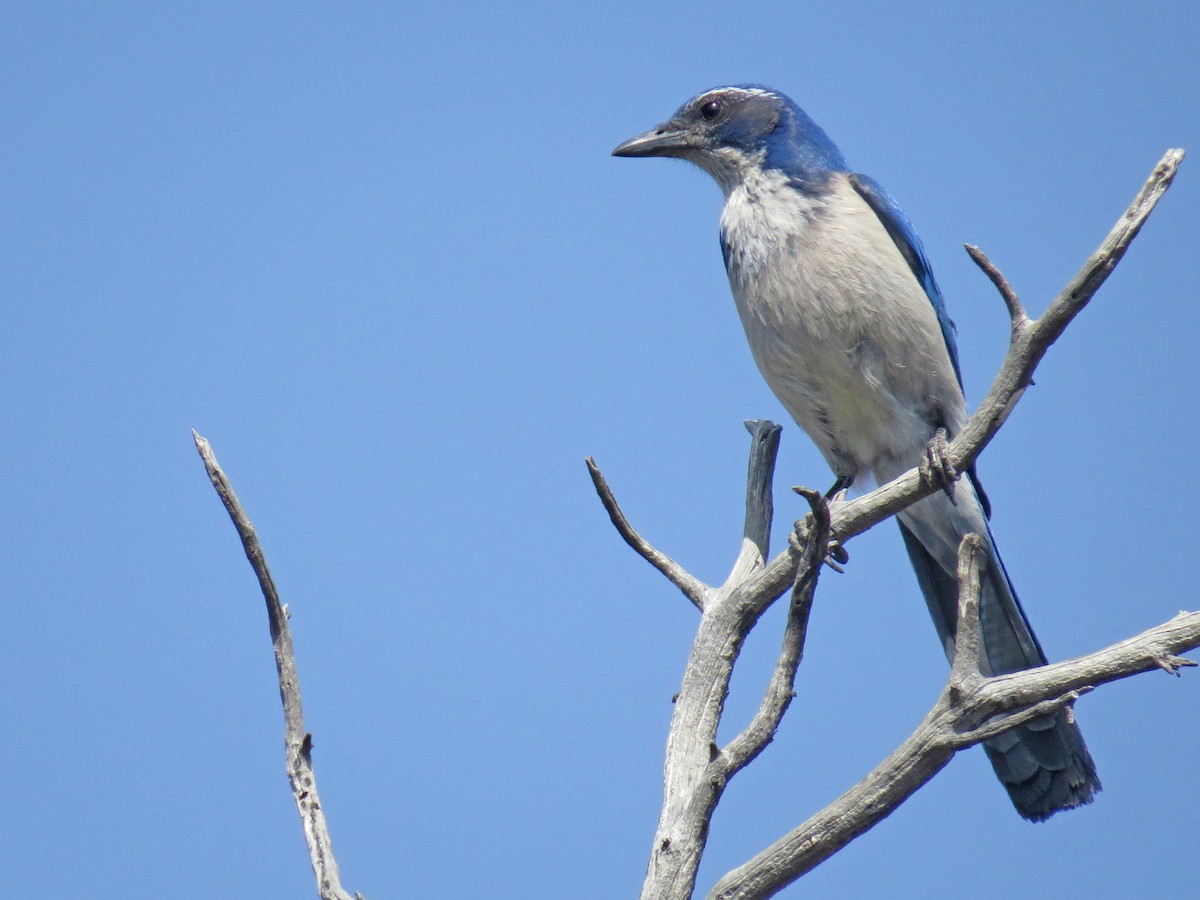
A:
825;539;848;573
788;521;848;573
920;428;958;500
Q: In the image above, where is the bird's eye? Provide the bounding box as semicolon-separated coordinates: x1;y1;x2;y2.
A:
700;100;721;120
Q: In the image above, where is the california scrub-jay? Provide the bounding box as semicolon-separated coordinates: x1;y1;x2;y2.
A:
613;85;1099;820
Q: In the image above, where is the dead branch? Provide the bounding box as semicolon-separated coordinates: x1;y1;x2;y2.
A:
709;566;1200;898
584;422;811;900
586;457;709;610
715;486;829;777
193;430;360;900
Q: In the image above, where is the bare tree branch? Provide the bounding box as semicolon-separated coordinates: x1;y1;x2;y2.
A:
586;457;710;610
632;428;808;900
964;244;1026;328
193;430;360;900
952;690;1090;749
976;611;1199;710
709;546;1200;899
725;420;783;586
947;533;986;688
717;488;829;776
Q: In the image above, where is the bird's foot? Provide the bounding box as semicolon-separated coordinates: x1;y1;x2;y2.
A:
787;532;854;573
920;428;959;500
788;511;848;574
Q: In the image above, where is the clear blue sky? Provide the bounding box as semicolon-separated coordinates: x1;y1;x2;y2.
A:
2;3;1197;897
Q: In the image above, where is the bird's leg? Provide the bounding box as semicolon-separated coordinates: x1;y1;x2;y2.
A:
824;473;854;500
920;427;958;500
816;474;853;569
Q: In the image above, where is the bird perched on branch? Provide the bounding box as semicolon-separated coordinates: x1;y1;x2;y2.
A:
612;84;1099;820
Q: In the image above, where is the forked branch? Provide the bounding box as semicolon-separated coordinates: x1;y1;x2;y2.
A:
709;538;1200;899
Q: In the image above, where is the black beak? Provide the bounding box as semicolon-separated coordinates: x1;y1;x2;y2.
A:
612;123;694;158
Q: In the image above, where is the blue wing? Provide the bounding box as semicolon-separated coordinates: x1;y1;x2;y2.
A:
848;173;962;388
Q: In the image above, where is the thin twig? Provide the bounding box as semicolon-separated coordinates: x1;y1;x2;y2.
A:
952;690;1090;748
193;430;358;900
586;457;709;610
718;488;828;774
965;244;1027;326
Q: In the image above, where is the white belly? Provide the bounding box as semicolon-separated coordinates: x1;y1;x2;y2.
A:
720;173;966;481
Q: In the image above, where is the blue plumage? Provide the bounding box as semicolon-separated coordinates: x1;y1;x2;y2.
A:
846;172;964;386
614;84;1099;820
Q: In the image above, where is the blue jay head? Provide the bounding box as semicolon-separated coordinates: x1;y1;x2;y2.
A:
613;85;847;191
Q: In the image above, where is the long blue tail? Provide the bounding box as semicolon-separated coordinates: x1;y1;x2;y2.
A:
896;477;1100;820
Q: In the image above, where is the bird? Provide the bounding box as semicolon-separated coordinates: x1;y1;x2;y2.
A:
612;84;1099;821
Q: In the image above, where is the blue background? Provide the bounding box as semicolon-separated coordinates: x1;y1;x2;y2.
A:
2;3;1197;897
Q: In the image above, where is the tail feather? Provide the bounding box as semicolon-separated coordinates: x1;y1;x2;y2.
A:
896;482;1100;821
